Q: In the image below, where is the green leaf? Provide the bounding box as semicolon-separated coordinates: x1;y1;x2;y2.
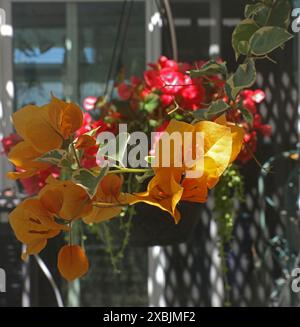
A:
135;169;154;184
261;0;272;6
249;26;293;56
189;60;228;78
237;41;250;55
97;132;130;167
208;100;230;116
36;149;70;168
192;109;209;120
233;59;256;87
144;155;155;164
84;126;100;137
232;19;259;59
244;3;267;19
225;82;233;101
72;167;108;198
253;5;271;26
144;93;160;113
240;107;253;126
267;0;291;28
227;59;256;99
193;100;230;120
149;119;159;128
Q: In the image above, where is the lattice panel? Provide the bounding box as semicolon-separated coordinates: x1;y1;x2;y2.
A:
159;1;299;307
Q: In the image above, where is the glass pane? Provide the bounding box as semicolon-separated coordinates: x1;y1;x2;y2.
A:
13;2;146;108
163;0;210;62
78;2;146;103
12;3;66;108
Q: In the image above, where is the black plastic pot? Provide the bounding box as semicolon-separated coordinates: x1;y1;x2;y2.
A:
129;201;202;246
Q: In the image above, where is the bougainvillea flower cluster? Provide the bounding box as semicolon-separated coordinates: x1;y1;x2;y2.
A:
3;56;270;281
117;56;270;164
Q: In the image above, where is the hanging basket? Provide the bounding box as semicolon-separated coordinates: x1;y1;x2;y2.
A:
129;201;202;247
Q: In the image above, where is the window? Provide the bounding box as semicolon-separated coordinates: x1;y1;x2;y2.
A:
12;1;145;109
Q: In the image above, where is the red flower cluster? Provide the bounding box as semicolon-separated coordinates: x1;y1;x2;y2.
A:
118;56;206;111
231;89;271;163
117;56;271;164
118;57;270;164
1;133;22;155
76;105;120;169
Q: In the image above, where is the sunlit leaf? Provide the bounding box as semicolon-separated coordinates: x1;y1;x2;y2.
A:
83;126;100;137
72;166;108;198
193;100;230;120
144;93;160;113
189;60;228;78
227;59;256;99
232;19;259;59
36;149;70;168
249;26;293;56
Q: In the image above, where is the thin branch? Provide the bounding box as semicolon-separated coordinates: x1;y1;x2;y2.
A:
71;143;81;169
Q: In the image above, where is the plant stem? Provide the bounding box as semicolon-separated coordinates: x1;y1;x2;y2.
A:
93;202;125;208
69;222;73;246
71;143;81;169
213;165;245;307
107;168;151;174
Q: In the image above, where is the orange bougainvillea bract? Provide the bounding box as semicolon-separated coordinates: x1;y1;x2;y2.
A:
57;245;89;281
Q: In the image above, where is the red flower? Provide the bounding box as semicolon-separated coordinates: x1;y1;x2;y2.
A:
238;131;257;164
83;96;97;111
76;115;117;169
179;62;193;74
144;70;164;90
130;76;141;87
179;76;205;110
253;114;272;136
91;119;113;135
141;88;151;99
159;56;179;71
252;89;265;103
1;133;22;155
76;113;93;136
160;94;175;107
243;97;257;114
2;134;61;196
259;124;272;136
19;167;60;196
81;145;98;169
240;89;265;114
159;68;185;95
118;82;133;100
